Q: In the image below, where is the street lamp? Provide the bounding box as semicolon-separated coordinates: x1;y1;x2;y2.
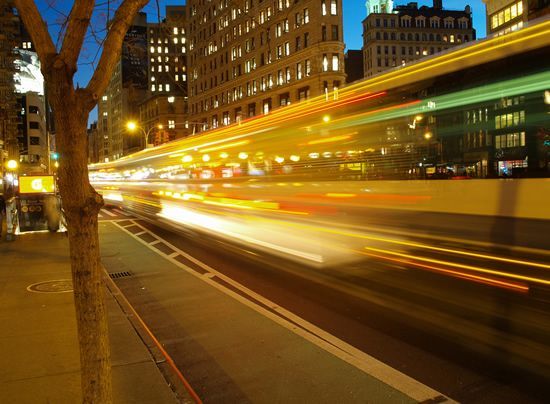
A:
6;159;18;170
126;121;163;149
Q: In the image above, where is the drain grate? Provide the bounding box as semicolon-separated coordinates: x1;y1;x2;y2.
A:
109;271;132;279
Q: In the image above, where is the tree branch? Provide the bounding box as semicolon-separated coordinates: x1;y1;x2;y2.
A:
59;0;96;70
13;0;57;66
83;0;149;108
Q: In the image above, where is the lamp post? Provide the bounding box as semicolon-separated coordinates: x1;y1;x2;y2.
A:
126;121;163;149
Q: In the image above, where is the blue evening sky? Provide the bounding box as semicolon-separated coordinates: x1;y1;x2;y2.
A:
32;0;487;123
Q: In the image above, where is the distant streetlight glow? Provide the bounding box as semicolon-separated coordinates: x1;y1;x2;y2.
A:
6;159;18;170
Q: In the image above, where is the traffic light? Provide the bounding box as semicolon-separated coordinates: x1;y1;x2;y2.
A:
51;152;59;160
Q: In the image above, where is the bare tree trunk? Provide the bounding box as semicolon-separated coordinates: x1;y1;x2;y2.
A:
54;109;112;403
12;1;152;401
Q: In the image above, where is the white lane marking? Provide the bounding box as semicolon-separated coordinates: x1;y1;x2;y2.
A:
98;213;104;218
111;220;453;403
101;208;117;217
113;208;131;217
168;252;179;258
149;239;162;246
134;231;146;236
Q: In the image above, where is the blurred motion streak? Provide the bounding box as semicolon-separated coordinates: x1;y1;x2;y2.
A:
90;20;550;379
358;249;530;293
363;247;550;287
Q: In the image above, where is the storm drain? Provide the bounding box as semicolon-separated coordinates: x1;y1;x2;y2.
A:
109;271;132;279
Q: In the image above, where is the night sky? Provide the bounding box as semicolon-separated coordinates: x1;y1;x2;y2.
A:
32;0;487;123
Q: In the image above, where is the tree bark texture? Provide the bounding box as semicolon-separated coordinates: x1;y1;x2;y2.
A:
12;1;151;402
52;98;111;403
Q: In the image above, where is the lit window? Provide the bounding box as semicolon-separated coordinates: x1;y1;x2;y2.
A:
150;46;155;53
330;0;337;15
168;120;175;129
322;55;329;71
321;0;327;15
102;95;108;101
173;27;178;35
168;96;175;103
332;54;338;71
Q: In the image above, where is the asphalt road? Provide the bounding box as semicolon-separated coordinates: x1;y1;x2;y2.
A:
103;210;550;403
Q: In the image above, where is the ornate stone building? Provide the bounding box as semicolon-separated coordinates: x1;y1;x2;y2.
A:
186;0;346;132
362;0;476;77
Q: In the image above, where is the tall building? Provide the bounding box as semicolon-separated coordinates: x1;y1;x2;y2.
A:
362;0;476;77
186;0;346;132
14;22;49;173
87;122;99;164
0;1;20;174
483;0;549;36
98;13;148;162
139;5;190;146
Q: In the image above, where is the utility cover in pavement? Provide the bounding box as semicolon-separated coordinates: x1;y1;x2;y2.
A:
27;279;73;293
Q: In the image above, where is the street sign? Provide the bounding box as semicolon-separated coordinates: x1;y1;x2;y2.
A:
19;175;55;194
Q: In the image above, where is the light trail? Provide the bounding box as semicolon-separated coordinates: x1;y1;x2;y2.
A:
363;246;550;286
358;249;530;293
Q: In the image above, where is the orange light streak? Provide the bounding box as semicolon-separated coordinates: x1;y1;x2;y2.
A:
358;249;529;293
364;246;550;286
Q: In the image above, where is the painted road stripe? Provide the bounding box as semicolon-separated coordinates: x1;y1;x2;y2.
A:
101;208;117;217
111;220;454;403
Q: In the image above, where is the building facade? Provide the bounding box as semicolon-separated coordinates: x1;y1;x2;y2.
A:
98;13;148;162
186;0;346;132
362;0;476;77
139;6;191;144
483;0;549;36
0;1;20;173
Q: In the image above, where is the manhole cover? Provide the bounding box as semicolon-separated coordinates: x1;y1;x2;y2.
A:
27;279;73;293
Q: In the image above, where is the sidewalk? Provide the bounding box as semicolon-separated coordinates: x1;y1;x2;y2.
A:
100;220;450;404
0;222;449;403
0;232;178;404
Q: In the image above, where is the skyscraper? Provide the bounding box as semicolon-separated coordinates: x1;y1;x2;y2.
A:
98;13;148;162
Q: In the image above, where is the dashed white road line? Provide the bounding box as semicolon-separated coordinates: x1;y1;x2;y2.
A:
110;220;455;403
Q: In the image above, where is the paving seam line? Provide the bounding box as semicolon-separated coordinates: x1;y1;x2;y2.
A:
111;220;456;403
102;265;203;404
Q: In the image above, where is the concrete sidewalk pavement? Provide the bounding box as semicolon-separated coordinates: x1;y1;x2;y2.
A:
100;219;450;403
0;232;179;404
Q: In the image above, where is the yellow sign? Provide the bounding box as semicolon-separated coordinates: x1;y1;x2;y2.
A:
19;176;55;194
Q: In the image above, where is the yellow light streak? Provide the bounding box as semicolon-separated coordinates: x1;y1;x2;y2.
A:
325;193;357;198
363;246;550;286
307;134;353;146
264;219;550;270
199;139;250;153
359;249;529;293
